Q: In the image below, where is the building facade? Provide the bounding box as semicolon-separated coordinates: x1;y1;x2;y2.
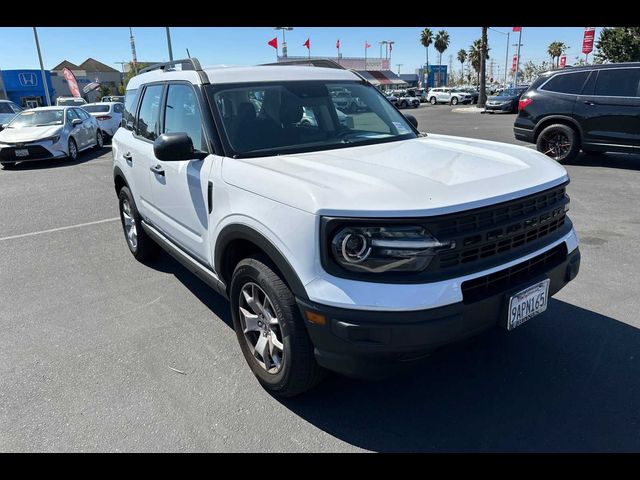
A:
0;69;56;107
51;58;123;101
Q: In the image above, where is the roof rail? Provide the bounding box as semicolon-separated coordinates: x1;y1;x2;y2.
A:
260;58;346;70
138;58;209;84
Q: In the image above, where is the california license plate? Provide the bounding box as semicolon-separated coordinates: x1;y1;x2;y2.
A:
507;279;550;331
14;149;29;157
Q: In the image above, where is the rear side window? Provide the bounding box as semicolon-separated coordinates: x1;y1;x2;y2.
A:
122;88;139;130
76;108;90;120
594;68;640;97
540;71;589;94
135;85;164;141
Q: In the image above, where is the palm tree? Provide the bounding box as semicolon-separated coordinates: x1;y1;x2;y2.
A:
434;30;450;86
457;49;467;85
420;28;433;86
478;27;488;107
468;38;491;86
547;41;567;68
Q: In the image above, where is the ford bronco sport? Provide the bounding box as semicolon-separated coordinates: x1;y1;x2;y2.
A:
113;59;580;397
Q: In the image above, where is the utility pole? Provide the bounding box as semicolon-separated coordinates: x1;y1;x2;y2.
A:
32;27;51;106
165;27;174;62
129;27;138;74
513;28;523;86
275;27;293;58
396;63;402;75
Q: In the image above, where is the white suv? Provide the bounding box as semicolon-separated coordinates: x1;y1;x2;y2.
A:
113;59;580;396
428;87;473;105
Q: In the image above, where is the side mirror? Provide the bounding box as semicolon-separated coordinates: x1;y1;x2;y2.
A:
0;123;7;131
404;114;418;130
153;132;207;161
72;118;82;126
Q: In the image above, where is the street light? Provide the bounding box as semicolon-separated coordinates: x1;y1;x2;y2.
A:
274;27;293;58
488;27;510;86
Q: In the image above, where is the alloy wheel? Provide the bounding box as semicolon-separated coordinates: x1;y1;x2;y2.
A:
121;199;138;249
239;282;284;374
541;130;572;160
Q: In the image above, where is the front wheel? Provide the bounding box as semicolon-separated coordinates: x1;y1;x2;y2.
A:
451;97;459;105
400;100;408;109
430;97;437;105
67;137;78;161
536;124;580;163
230;255;326;397
1;162;16;170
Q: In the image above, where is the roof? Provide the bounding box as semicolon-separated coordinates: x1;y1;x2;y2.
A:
127;64;359;89
356;70;408;86
52;60;80;71
541;62;640;76
79;58;120;73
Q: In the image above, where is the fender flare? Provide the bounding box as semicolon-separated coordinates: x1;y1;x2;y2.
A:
533;115;584;142
215;224;308;300
113;165;129;193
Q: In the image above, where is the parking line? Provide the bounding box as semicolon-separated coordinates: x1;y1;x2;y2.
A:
0;217;120;242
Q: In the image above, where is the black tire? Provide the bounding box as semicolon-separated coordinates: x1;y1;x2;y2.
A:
536;123;580;164
230;254;326;397
117;185;161;261
400;100;408;109
451;97;459;106
94;130;104;150
430;97;437;105
67;137;78;161
1;162;16;170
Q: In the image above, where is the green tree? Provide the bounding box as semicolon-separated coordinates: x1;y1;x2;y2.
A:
547;41;567;68
457;49;467;85
468;38;490;86
122;61;151;90
434;30;450;87
594;27;640;63
98;84;111;100
420;28;433;71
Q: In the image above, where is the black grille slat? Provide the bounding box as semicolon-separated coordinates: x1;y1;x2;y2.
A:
461;243;567;303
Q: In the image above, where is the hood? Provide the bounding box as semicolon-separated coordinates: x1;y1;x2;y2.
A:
222;134;568;217
0;125;63;143
490;94;520;101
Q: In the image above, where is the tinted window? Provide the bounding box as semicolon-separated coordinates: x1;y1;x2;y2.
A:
541;71;589;94
136;85;163;141
163;84;205;151
84;104;110;113
67;109;80;122
594;68;640;97
76;108;90;120
122;88;139;130
0;103;13;114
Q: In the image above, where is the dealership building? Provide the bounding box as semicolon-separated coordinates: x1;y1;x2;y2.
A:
50;58;123;102
0;69;55;108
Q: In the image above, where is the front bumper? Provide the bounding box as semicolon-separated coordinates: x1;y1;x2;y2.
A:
485;102;514;112
0;141;66;163
298;246;580;379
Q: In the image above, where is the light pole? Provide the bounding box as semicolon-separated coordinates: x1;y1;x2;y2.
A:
488;27;510;86
512;41;524;85
396;64;402;75
275;27;293;58
165;27;174;62
32;27;51;106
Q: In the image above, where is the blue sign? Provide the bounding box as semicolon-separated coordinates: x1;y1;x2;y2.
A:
0;69;55;106
422;64;448;88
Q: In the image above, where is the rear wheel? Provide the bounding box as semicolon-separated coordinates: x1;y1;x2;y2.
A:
118;186;161;261
536;124;580;163
400;100;408;109
94;130;104;149
230;255;326;397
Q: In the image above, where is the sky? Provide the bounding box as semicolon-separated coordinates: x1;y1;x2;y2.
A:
0;27;602;78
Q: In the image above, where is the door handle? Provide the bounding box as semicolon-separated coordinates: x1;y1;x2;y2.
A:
122;152;132;161
150;164;165;176
583;100;596;106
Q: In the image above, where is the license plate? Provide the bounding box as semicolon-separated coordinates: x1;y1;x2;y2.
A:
15;149;29;157
507;279;550;331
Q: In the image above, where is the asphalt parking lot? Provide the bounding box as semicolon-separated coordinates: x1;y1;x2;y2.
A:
1;106;639;452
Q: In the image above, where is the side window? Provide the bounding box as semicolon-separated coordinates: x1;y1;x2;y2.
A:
594;68;640;97
76;108;90;120
67;109;79;123
114;103;124;114
541;71;589;94
122;88;139;130
163;84;206;151
135;85;164;141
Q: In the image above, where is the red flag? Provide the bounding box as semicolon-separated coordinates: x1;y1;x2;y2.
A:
336;39;340;49
365;41;371;49
303;38;310;49
582;27;596;54
267;37;278;49
511;54;518;72
512;26;521;32
389;43;393;52
560;55;567;68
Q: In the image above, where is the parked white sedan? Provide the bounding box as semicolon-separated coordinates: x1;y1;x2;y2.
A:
0;100;23;130
0;106;103;169
83;102;124;138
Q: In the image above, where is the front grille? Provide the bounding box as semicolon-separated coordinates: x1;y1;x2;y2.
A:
429;184;568;271
461;243;567;303
0;145;53;161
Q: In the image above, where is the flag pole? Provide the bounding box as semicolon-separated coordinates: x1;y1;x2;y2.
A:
32;27;51;106
364;42;367;70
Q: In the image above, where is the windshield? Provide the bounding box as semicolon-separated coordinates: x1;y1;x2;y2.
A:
83;105;110;113
500;89;525;96
209;81;417;157
0;102;21;114
8;109;64;127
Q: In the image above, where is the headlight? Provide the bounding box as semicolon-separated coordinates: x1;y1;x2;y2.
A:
49;135;60;143
330;225;455;273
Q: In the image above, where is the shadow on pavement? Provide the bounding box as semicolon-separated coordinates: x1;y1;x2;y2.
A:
571;152;640;172
145;250;639;452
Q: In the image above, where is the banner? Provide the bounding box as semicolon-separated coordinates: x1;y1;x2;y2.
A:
511;54;518;72
582;27;596;54
62;67;81;98
560;55;567;68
